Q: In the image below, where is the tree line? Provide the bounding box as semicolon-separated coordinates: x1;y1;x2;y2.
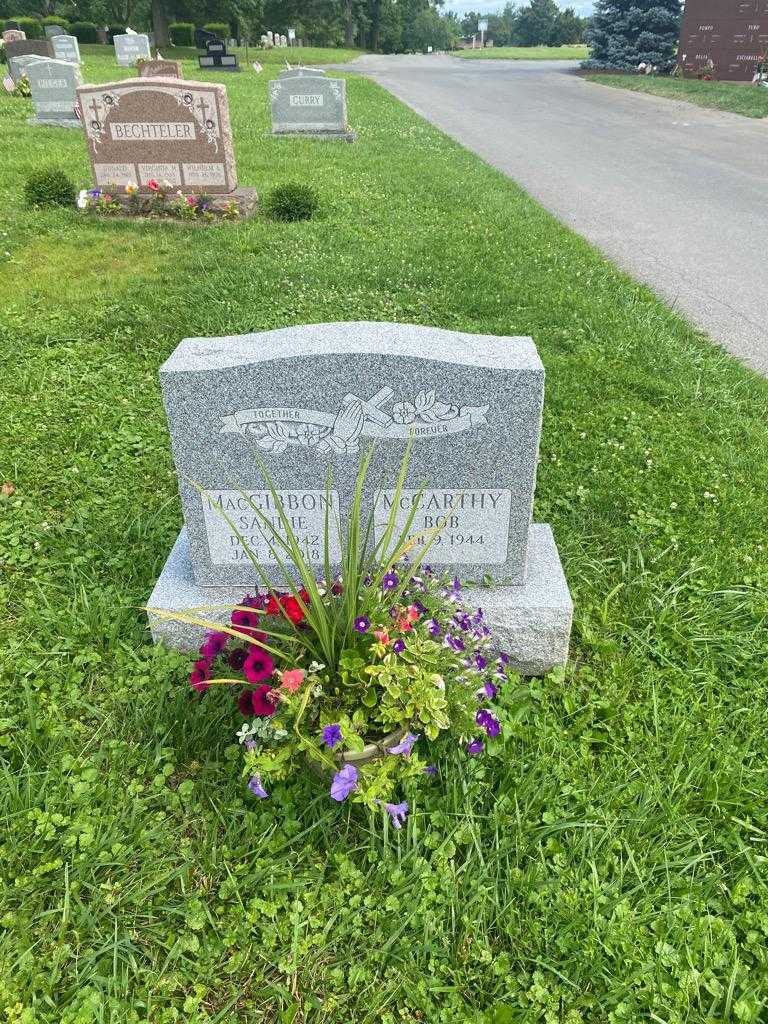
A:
0;0;587;50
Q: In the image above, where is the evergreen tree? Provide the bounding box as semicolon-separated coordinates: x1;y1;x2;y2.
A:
583;0;681;69
514;0;558;46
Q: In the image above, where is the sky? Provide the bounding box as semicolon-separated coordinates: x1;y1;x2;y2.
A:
444;0;594;16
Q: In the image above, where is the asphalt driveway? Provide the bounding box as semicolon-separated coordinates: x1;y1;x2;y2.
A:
342;55;768;375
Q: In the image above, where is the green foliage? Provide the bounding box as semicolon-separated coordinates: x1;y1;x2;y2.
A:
584;0;681;70
40;15;69;29
70;21;98;42
459;1;587;47
202;20;229;38
168;20;194;45
1;49;768;1022
4;14;41;37
23;166;76;208
264;180;320;221
11;73;30;96
107;24;126;40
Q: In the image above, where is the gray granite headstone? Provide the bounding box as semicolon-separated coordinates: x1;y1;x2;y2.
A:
26;57;82;128
51;34;81;64
44;24;65;38
113;32;151;67
268;67;355;140
8;52;47;84
149;322;573;673
159;321;543;588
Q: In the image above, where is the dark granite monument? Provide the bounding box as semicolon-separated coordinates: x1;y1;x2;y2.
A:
678;0;768;81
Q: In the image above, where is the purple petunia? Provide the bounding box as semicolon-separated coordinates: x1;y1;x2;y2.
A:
247;775;268;799
445;634;465;653
474;653;488;671
387;732;419;756
382;571;399;591
199;630;228;661
384;801;409;829
354;615;370;633
476;708;501;738
483;680;498;701
392;638;406;655
322;723;343;748
330;764;358;801
423;764;437;776
428;619;441;637
467;739;484;755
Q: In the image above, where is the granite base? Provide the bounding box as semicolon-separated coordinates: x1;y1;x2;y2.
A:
147;524;572;677
271;129;357;142
94;188;259;218
27;116;82;129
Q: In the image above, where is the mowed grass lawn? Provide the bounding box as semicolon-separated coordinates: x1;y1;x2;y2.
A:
79;41;366;65
456;44;588;60
2;49;768;1024
586;72;768;118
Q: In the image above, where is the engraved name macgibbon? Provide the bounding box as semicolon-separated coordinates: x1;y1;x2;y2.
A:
220;387;490;455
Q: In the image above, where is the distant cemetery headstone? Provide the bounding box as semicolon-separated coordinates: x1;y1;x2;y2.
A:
195;29;239;71
113;32;151;67
76;76;257;213
3;28;26;42
44;24;65;38
8;51;49;84
27;57;83;128
138;57;181;78
51;34;81;64
269;67;355;141
147;322;573;676
5;38;51;65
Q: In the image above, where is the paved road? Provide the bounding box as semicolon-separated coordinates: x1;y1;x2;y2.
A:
341;55;768;375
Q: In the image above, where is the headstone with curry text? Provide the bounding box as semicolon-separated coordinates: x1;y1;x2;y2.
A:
268;67;355;141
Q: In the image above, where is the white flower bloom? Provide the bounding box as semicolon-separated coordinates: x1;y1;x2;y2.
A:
236;723;253;743
76;189;89;209
308;661;326;673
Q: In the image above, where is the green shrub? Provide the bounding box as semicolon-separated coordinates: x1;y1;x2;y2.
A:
4;16;43;38
202;21;229;40
23;167;76;209
71;21;98;43
41;16;70;31
108;25;126;41
264;181;320;222
169;21;194;45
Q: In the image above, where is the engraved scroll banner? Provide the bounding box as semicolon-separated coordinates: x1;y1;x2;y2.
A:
220;387;490;456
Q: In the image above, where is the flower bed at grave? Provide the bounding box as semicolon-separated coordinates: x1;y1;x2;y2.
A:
189;566;514;825
76;179;241;222
153;452;522;829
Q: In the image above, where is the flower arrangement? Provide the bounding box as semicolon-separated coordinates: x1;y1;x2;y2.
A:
150;450;517;829
76;179;240;222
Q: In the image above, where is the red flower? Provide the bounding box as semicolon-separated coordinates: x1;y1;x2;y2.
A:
265;594;281;616
244;648;274;683
147;179;160;192
189;658;211;693
280;594;305;626
238;684;276;717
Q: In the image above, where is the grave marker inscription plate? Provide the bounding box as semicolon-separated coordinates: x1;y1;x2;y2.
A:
269;67;355;140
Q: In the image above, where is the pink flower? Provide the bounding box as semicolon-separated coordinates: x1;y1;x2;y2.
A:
280;668;306;692
396;617;412;632
373;629;390;645
244;648;274;683
189;659;211;693
147;179;160;192
238;684;277;717
199;630;228;660
186;195;197;206
406;605;420;622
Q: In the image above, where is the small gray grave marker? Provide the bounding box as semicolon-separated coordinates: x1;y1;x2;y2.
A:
51;34;81;64
27;57;83;127
113;32;151;67
268;67;355;141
